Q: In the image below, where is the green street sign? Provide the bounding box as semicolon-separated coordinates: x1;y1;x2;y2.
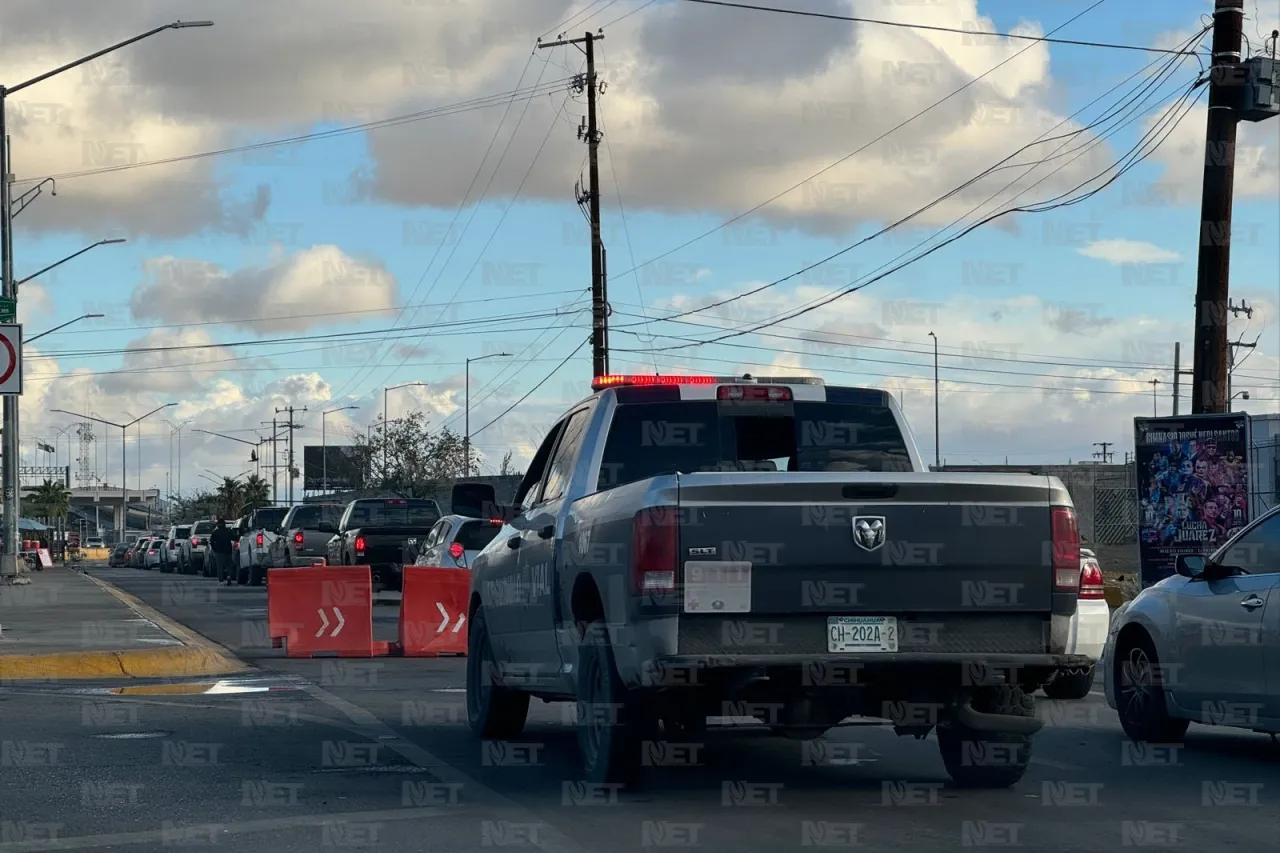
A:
0;297;14;323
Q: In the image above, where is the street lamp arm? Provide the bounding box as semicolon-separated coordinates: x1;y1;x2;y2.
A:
26;313;105;344
193;428;260;448
17;240;126;286
50;408;124;431
125;402;177;429
5;22;214;96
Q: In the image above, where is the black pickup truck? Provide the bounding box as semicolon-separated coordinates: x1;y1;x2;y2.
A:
322;498;442;592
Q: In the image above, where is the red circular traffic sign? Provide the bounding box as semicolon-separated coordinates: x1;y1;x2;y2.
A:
0;330;17;387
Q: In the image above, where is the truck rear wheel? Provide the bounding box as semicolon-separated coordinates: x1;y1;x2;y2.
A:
937;685;1035;789
466;607;529;739
577;620;650;785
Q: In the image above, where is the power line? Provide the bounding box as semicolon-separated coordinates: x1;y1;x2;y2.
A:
629;57;1206;355
11;77;575;186
469;337;592;437
328;48;558;402
605;0;1114;283
678;0;1203;55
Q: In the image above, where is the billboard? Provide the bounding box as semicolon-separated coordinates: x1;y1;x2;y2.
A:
1134;414;1251;588
303;445;365;491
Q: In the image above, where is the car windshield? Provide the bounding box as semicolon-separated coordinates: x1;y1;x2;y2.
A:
455;521;502;551
346;500;441;527
597;394;914;490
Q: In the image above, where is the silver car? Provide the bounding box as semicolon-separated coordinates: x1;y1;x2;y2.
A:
413;515;503;569
1102;504;1280;740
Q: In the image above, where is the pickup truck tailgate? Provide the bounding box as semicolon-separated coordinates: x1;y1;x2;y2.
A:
674;473;1064;656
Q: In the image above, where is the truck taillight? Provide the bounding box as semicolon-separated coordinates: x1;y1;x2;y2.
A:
256;533;264;547
449;542;464;560
355;536;366;553
1079;561;1106;599
191;537;199;546
1050;506;1080;593
631;507;677;593
293;532;304;550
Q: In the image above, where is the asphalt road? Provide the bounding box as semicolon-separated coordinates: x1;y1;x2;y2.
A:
0;566;1276;852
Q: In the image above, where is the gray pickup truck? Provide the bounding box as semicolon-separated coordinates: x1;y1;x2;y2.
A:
465;374;1089;789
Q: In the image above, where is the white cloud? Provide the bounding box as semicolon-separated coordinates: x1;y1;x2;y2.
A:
1078;239;1181;264
129;245;397;333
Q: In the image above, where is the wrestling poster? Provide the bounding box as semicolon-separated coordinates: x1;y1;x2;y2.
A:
1134;414;1251;588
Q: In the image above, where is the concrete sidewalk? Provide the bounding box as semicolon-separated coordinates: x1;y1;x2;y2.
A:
0;565;248;681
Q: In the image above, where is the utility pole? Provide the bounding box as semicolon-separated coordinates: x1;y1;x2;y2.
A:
1148;378;1161;416
1093;442;1114;464
1190;0;1246;414
1172;342;1194;415
539;30;608;377
275;406;306;506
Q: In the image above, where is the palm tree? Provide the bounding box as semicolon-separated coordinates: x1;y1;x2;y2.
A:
28;479;71;524
215;477;246;519
242;474;271;511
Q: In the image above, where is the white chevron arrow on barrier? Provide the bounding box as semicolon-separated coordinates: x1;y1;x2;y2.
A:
436;602;466;634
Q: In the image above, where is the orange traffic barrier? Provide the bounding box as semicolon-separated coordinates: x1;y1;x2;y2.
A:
399;565;470;657
267;566;376;658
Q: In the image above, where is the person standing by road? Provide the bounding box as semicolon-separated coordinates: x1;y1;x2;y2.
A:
211;519;235;585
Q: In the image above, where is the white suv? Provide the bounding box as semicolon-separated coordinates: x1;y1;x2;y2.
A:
183;519;216;576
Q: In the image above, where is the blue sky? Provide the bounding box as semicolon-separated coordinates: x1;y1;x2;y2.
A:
5;0;1278;494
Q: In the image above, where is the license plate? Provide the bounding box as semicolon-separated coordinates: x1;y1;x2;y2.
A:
827;616;898;653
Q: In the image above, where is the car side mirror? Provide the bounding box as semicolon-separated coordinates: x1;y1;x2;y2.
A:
317;521;335;534
1175;554;1205;578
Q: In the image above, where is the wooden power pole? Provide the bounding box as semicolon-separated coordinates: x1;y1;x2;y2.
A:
1190;0;1245;414
539;31;608;377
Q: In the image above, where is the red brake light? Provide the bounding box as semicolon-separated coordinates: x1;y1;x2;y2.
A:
488;518;504;526
449;542;465;560
630;507;678;593
1051;506;1080;593
256;533;264;546
717;385;792;401
191;537;199;545
294;532;304;544
385;499;406;505
1079;561;1106;599
592;374;719;391
355;536;366;552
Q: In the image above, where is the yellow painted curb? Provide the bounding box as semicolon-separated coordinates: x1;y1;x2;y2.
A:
0;646;242;681
0;572;251;681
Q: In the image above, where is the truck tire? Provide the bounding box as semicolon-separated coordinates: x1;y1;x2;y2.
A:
937;685;1035;789
1043;666;1095;701
466;607;529;739
1114;633;1189;743
576;620;651;785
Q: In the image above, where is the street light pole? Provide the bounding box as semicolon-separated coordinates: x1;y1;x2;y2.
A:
0;20;213;580
52;403;175;541
322;406;359;494
927;332;940;470
382;383;426;486
465;354;512;476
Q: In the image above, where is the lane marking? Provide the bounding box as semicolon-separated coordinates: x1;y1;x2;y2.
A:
0;806;476;852
297;681;596;853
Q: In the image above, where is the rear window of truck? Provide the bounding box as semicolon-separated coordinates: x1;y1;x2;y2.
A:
347;500;441;527
598;399;913;490
287;505;342;529
193;522;215;534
